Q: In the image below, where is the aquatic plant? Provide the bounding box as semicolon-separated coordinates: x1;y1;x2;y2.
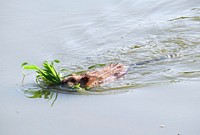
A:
21;60;107;104
21;60;70;106
21;60;62;86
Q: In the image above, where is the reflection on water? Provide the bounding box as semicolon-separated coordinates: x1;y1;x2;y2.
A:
23;88;53;99
22;85;58;106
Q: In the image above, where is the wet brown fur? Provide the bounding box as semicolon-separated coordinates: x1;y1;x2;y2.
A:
62;63;127;88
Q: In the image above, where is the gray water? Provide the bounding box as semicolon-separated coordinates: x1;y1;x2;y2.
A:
1;0;200;135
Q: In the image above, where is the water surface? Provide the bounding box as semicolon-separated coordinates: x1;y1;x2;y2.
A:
0;0;200;135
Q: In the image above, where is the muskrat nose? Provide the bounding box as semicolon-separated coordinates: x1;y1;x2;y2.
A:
61;79;67;84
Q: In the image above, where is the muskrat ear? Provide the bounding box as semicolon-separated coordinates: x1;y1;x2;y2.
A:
79;76;89;87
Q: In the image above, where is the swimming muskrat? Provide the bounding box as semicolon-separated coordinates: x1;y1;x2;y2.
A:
62;63;127;88
62;54;179;88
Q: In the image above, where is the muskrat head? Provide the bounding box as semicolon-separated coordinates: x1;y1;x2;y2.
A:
61;76;80;87
62;74;100;89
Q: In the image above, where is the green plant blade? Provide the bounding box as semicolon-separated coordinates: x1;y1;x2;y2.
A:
88;64;106;69
54;60;60;63
22;65;40;70
21;62;28;67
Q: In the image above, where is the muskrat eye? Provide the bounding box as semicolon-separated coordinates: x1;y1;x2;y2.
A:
62;77;78;87
114;73;119;76
68;77;77;83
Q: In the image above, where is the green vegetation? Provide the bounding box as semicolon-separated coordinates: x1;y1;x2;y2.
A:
21;60;62;86
88;63;106;69
21;60;82;106
21;60;107;105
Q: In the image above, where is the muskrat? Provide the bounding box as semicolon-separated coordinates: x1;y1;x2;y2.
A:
62;63;127;88
62;54;179;89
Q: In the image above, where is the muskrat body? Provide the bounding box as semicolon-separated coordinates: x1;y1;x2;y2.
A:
62;63;127;88
62;54;179;89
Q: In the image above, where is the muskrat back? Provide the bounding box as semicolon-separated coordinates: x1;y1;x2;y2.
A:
62;53;179;89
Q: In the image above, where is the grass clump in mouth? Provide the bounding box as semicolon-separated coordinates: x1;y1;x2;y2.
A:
21;60;62;86
21;60;105;106
21;60;86;91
